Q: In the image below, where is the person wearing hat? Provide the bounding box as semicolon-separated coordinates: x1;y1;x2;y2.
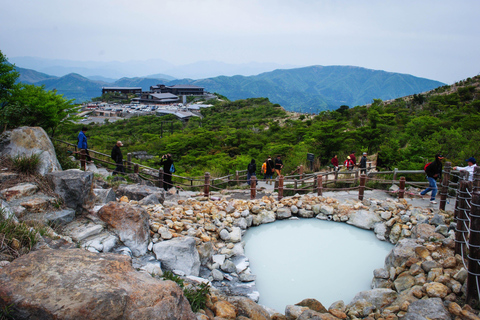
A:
359;152;368;174
111;141;124;175
420;153;445;204
453;157;477;182
344;156;354;170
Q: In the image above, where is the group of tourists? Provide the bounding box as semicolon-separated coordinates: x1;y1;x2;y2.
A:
421;154;477;204
247;155;284;185
330;151;369;173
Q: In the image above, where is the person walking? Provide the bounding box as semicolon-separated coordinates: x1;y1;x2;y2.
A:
77;126;92;163
359;152;368;174
349;151;357;167
266;156;275;185
247;159;256;185
344;156;354;170
261;159;267;181
453;157;477;181
111;141;124;175
331;155;339;172
274;155;284;177
420;153;445;204
160;153;174;191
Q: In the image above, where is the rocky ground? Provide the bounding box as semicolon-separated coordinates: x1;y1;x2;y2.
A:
0;127;478;320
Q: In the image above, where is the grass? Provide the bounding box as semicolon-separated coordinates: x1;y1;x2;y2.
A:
0;209;39;260
161;271;210;312
9;153;41;175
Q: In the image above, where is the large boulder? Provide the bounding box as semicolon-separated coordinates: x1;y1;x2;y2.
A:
403;298;451;320
347;288;397;312
0;249;195;320
97;202;150;257
153;237;200;276
0;126;62;175
116;184;164;202
346;210;382;230
46;169;95;213
385;238;423;269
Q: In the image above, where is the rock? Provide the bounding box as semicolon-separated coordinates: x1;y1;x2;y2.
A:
232;255;249;274
424;282;448;298
295;298;327;313
220;229;231;241
0;249;195;319
62;218;104;242
139;193;161;206
0;200;17;222
291;205;299;214
93;188;116;204
197;241;213;266
252;210;276;226
20;197;52;213
239;273;256;282
430;214;445;226
328;300;345;312
403;298;451;320
46;169;95;213
97;202;149;257
298;208;314;218
230;227;242;243
454;268;468;283
421;260;441;273
346;299;375;318
116;184;165;202
45;208;76;226
374;268;390;279
285;305;310;319
346;210;382;230
374;223;387;241
385;239;422;269
212;269;224;281
348;288;397;312
394;273;416;292
153;237;200;276
228;296;271;319
212;300;237;319
221;260;237;273
276;207;292;219
0;126;62;175
412;224;436;240
320;205;334;216
0;182;39;201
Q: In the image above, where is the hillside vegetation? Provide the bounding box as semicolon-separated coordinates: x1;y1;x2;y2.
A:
56;75;479;178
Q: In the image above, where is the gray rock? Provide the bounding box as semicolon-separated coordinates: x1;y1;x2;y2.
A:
239;273;256;282
153;237;200;276
197;241;213;266
46;169;95;213
211;269;224;281
348;288;397;312
219;229;231;241
116;184;164;202
320;204;334;216
252;210;275;226
231;255;249;274
138;193;160;206
276;207;292;219
81;231;118;253
229;227;242;243
430;214;445;226
221;260;237;273
421;260;441;273
374;223;387;241
290;205;299;214
328;300;345;312
45;209;75;226
212;254;226;265
347;210;382;230
0;126;62;175
0;200;17;222
374;268;390;279
234;217;248;229
385;239;422;269
62;218;104;242
298;208;314;218
435;225;449;237
404;298;451;320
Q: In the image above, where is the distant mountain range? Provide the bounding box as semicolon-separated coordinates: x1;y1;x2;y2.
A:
14;64;445;113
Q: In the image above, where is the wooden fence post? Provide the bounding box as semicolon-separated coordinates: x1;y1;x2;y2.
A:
250;176;256;200
157;168;164;189
204;172;210;198
80;149;86;171
134;164;139;174
127;153;132;172
299;165;304;179
467;190;480;305
236;170;239;186
355;169;359;183
474;166;480;194
278;175;284;201
358;174;366;200
334;170;338;184
393;168;398;181
398;177;406;199
317;175;323;196
440;162;451;210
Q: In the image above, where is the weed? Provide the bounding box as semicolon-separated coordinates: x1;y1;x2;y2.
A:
0;209;39;260
161;271;210;312
9;153;41;175
53;143;78;170
0;303;15;320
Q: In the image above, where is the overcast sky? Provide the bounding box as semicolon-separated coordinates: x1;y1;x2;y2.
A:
1;0;479;84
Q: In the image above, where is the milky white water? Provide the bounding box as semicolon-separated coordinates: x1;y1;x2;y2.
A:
243;218;393;313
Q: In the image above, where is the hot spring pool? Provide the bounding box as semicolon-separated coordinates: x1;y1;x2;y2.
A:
243;218;393;313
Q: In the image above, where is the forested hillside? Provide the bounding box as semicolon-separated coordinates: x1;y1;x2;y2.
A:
57;76;479;177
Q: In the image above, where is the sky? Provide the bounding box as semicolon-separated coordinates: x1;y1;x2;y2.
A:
1;0;479;84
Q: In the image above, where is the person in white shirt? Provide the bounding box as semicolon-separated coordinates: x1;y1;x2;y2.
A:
453;157;477;181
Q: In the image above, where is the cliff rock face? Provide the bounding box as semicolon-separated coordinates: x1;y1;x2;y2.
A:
0;126;62;175
0;249;195;320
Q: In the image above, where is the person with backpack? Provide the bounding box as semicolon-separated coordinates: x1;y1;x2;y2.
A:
274;155;284;177
453;157;477;182
77;126;92;163
266;156;275;185
247;159;256;185
160;153;174;191
111;141;124;175
359;152;368;174
420;153;445;204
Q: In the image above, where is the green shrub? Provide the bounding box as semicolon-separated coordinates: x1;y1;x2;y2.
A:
161;271;210;312
53;143;78;170
0;210;39;259
9;153;41;175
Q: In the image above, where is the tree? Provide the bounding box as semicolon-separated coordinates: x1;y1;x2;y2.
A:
2;84;79;136
0;50;20;130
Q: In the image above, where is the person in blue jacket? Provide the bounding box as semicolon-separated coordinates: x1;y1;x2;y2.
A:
77;126;92;162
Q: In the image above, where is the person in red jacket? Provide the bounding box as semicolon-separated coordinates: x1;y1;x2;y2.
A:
349;151;357;167
331;155;339;171
344;156;354;170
